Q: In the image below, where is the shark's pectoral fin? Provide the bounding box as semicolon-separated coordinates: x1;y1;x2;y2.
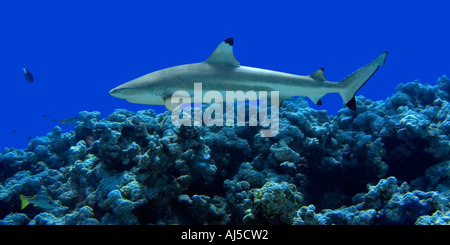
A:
164;98;180;111
163;91;192;111
205;38;240;67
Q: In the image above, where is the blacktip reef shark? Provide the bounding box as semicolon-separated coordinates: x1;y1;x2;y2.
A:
109;38;388;110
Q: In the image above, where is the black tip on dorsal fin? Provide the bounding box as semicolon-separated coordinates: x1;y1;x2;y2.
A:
320;67;324;71
346;96;357;110
224;37;234;46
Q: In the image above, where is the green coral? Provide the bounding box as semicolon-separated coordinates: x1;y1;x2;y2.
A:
252;181;303;224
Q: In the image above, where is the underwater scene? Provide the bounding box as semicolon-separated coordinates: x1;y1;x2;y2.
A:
1;1;449;227
1;76;449;225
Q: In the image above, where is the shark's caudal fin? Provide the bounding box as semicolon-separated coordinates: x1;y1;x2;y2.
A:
338;51;388;110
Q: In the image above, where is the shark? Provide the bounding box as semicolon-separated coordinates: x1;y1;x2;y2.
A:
109;38;387;111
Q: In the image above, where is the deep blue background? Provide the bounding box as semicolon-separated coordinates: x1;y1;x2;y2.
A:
1;0;449;150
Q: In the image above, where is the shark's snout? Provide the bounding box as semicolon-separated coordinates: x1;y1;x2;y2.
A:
109;86;132;99
109;88;122;98
109;85;143;100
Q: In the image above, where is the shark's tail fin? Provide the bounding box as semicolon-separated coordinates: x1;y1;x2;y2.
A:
338;51;388;110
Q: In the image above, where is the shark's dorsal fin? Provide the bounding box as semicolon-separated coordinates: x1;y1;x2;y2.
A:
310;68;327;82
205;38;240;67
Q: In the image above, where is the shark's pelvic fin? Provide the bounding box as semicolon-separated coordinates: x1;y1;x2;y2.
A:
308;95;324;106
310;68;327;82
205;38;240;67
338;51;388;110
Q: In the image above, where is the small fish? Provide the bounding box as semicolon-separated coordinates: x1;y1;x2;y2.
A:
84;135;95;146
42;114;48;118
20;194;58;210
26;136;32;140
11;130;16;133
22;68;34;83
60;116;82;125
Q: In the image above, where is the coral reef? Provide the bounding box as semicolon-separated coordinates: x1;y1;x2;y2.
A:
293;177;450;225
0;76;449;225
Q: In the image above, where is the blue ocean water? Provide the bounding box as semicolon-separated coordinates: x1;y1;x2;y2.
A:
0;1;448;150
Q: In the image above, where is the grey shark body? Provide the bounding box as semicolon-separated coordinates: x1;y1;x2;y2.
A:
110;38;387;110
